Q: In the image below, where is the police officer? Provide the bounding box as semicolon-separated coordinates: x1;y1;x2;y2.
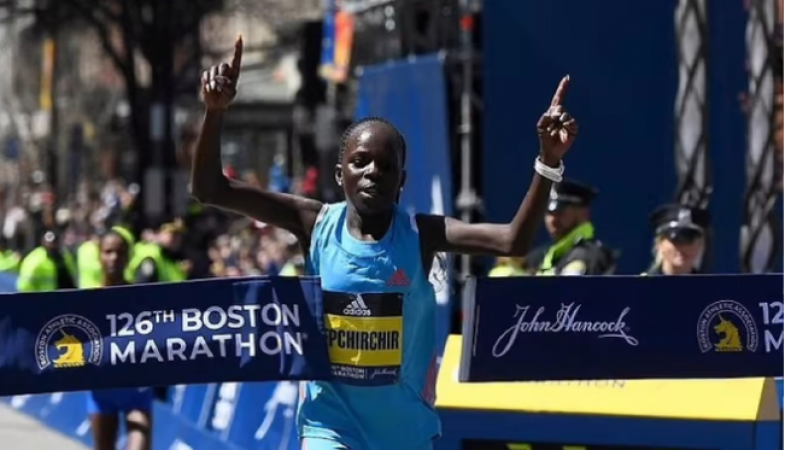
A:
17;230;77;292
76;232;103;288
127;220;187;284
643;203;709;275
523;179;616;276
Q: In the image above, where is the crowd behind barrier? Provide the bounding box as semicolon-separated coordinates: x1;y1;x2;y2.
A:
0;274;782;450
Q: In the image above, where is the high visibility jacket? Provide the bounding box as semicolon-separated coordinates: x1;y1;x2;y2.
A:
0;250;20;273
126;243;186;283
488;264;526;277
17;247;77;292
77;240;103;289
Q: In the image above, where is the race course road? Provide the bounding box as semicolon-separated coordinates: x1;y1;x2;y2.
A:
0;403;87;450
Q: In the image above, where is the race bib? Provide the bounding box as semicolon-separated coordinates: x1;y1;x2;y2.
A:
323;292;403;386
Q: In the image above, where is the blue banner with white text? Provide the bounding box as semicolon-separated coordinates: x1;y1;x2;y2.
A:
0;277;331;395
461;274;783;382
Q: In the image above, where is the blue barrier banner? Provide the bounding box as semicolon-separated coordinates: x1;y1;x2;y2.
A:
170;383;215;427
461;275;783;381
0;272;17;293
248;382;299;450
154;399;249;450
0;276;331;395
201;381;299;450
170;381;299;450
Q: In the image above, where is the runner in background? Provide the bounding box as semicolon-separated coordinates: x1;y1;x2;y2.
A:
191;35;578;450
87;226;153;450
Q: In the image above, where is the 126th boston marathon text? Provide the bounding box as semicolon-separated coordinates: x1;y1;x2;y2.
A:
106;304;305;365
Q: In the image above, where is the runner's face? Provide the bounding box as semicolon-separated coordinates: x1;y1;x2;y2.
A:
100;234;129;277
338;124;405;215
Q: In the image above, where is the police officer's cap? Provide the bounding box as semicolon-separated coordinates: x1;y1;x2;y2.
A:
649;204;710;242
548;179;599;212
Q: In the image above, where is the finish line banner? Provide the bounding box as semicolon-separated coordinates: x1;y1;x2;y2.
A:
0;277;331;395
460;274;783;382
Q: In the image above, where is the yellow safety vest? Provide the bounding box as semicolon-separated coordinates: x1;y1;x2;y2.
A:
17;247;77;292
77;240;103;289
537;222;595;276
489;265;526;277
279;262;304;276
126;243;186;283
0;250;20;273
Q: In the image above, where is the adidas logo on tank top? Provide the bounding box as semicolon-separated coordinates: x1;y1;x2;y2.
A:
342;295;372;316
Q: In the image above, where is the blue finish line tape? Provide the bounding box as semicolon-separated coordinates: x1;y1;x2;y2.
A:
0;276;330;396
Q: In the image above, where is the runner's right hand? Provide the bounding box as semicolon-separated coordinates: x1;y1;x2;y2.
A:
201;35;243;110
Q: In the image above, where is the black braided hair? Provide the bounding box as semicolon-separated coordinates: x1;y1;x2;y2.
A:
338;116;407;166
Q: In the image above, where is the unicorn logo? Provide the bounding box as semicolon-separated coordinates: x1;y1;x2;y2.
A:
713;315;743;352
36;314;103;370
53;330;85;367
697;300;759;353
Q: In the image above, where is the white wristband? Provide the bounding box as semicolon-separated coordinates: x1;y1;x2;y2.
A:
534;157;564;183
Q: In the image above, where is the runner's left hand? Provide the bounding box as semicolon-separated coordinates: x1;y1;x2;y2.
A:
537;75;578;165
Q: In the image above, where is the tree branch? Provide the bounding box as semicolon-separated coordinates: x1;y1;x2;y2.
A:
59;0;134;82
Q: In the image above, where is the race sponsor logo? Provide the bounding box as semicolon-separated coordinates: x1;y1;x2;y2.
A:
492;302;638;358
36;314;102;370
697;300;759;353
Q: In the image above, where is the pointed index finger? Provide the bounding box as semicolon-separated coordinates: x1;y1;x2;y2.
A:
230;34;244;78
550;75;570;107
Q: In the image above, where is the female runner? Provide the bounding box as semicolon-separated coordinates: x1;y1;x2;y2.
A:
86;226;153;450
191;36;578;450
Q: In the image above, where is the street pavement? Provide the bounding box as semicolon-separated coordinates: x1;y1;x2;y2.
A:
0;403;87;450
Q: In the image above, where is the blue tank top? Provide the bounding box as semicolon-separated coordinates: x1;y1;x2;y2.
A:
298;202;441;449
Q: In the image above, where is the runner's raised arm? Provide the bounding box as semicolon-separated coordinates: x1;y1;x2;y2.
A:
189;35;322;242
417;76;578;256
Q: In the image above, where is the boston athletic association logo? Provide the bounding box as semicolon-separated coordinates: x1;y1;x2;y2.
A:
697;300;759;353
36;314;103;370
